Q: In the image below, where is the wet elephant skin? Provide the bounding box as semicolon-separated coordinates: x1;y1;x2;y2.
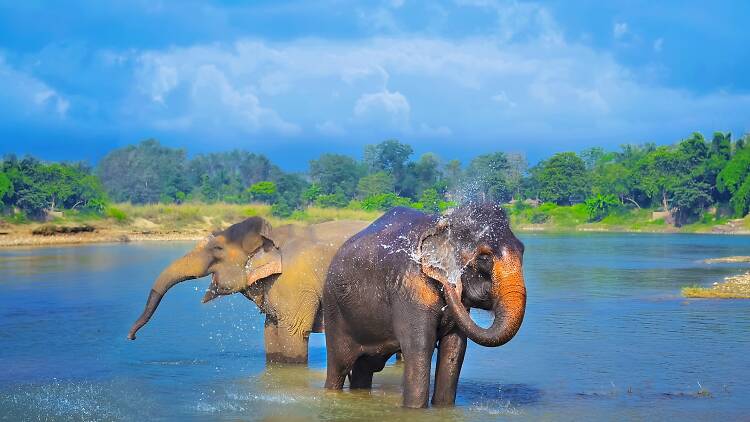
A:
323;203;526;408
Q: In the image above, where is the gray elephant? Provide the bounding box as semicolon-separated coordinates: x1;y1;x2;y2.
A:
128;217;369;364
323;204;527;407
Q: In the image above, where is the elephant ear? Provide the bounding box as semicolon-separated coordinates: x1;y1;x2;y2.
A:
418;217;461;286
246;221;283;287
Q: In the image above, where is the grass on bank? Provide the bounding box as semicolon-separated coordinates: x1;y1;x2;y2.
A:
682;271;750;299
97;202;381;230
4;200;749;235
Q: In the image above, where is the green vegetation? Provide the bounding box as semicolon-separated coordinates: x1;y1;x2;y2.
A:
1;156;107;219
2;132;750;231
107;202;380;229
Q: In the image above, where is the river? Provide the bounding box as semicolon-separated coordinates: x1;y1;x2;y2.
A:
1;233;748;421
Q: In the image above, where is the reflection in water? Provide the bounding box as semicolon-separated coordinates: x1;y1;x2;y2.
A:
0;234;749;420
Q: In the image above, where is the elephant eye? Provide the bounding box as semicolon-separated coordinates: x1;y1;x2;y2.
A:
475;254;493;274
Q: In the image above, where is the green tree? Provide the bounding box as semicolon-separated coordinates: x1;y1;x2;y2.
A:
302;183;323;204
671;180;712;224
419;188;441;213
466;152;511;202
363;140;413;194
0;171;12;206
357;172;394;198
717;147;750;216
247;181;277;203
401;153;443;199
309;154;361;199
315;192;349;208
535;152;588;205
505;153;527;199
360;193;413;211
273;174;309;211
584;194;620;221
97;139;189;203
443;159;463;194
187;150;282;202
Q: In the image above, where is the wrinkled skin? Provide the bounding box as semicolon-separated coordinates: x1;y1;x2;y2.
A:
323;204;526;408
128;217;368;364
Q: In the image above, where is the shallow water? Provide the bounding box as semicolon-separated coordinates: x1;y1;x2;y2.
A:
1;233;749;421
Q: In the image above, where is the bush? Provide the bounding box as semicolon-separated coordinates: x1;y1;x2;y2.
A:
361;193;413;211
106;206;128;222
247;181;277;203
271;200;293;218
529;211;549;224
584;194;620;222
315;192;349;208
419;188;441;213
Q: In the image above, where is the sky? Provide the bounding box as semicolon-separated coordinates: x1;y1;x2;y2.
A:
0;0;748;170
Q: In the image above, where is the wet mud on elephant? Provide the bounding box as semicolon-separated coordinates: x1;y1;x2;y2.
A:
128;217;369;364
323;203;526;408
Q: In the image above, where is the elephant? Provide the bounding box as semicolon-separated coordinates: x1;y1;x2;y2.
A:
128;217;369;364
323;203;526;408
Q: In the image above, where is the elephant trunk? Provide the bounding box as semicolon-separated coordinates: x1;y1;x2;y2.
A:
444;248;526;347
127;247;212;340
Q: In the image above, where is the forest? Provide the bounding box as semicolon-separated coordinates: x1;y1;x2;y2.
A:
1;132;749;226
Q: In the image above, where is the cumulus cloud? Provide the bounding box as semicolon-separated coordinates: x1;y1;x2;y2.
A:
2;0;748;154
134;47;299;135
354;90;410;126
113;26;750;147
316;120;346;136
613;22;628;39
0;56;69;119
653;38;664;52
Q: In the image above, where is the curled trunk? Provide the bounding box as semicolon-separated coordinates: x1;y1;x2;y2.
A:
444;252;526;347
127;249;212;340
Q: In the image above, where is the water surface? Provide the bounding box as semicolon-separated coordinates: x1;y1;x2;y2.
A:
1;233;749;421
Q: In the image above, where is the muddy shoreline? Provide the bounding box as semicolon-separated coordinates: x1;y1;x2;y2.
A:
2;225;749;248
0;228;205;248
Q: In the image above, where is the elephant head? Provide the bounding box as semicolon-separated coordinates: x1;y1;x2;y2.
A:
418;203;526;347
128;217;282;340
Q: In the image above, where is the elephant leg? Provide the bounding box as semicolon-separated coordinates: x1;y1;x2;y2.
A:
431;328;467;406
399;328;438;408
324;340;358;390
350;355;388;390
264;316;309;364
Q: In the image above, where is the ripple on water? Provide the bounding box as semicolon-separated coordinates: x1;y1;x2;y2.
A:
0;379;155;421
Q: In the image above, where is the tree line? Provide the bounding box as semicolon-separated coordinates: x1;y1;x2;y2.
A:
1;133;749;224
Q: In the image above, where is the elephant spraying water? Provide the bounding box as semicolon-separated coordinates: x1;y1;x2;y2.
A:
128;217;368;364
323;203;526;408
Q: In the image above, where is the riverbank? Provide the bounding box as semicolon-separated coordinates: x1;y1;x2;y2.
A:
508;203;750;235
1;202;749;248
0;203;381;247
682;271;750;299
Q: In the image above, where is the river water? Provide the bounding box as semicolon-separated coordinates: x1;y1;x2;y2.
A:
0;233;749;421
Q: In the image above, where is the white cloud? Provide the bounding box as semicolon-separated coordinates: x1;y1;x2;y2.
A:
135;47;299;135
653;38;664;52
354;90;410;122
7;0;747;151
124;30;750;146
0;56;69;119
316;120;346;136
491;91;517;108
613;22;628;39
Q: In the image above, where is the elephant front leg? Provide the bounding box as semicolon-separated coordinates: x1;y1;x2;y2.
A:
264;316;309;364
431;328;467;406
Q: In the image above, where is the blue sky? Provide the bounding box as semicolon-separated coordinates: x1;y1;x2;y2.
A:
0;0;748;170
